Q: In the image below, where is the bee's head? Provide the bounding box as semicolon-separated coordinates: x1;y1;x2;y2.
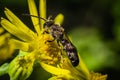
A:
43;16;54;27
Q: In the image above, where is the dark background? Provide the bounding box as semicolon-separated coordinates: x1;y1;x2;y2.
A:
0;0;120;80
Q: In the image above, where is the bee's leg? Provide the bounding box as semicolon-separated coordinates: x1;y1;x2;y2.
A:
42;30;49;34
56;40;60;47
60;47;64;64
45;38;55;44
55;41;64;64
47;38;55;42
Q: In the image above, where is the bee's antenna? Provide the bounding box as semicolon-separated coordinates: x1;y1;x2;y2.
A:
22;13;47;21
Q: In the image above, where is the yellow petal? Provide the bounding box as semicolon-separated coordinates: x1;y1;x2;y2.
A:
9;39;29;52
40;62;70;75
28;0;41;35
4;8;35;37
40;62;76;79
39;0;46;29
48;76;57;80
76;54;90;79
1;18;33;41
0;33;10;46
54;13;64;25
0;27;4;34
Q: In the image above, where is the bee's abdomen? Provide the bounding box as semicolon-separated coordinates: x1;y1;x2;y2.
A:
61;39;79;66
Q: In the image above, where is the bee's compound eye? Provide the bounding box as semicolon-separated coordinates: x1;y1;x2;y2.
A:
44;21;54;27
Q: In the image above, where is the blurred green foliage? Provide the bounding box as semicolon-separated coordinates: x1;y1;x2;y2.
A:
69;27;116;70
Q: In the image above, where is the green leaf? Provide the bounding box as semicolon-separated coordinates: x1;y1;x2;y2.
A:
0;63;9;76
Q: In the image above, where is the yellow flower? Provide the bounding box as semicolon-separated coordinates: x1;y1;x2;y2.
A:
90;71;107;80
0;27;15;64
0;0;107;80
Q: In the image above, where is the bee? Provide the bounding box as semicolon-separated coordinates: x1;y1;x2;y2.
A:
23;14;79;66
43;16;79;66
